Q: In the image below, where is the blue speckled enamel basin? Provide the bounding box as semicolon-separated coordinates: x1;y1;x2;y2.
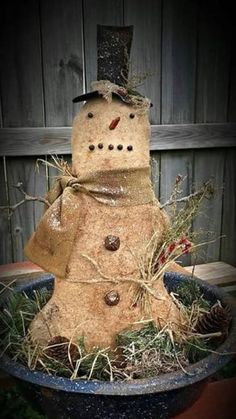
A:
0;273;236;419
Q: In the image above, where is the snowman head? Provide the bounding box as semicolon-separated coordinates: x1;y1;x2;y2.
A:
71;96;151;176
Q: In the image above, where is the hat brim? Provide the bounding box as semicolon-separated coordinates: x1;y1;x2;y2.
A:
72;91;134;105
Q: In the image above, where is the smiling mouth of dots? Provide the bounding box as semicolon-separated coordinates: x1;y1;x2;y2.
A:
89;144;133;152
87;112;135;152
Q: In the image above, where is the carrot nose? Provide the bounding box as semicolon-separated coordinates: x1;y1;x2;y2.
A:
109;117;120;130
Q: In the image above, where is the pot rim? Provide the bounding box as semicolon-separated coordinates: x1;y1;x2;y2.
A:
0;273;235;396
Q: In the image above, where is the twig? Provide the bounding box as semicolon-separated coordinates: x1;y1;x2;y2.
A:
0;278;17;295
0;182;50;217
160;183;213;209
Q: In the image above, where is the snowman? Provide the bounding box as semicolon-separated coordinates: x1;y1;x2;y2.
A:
25;26;185;351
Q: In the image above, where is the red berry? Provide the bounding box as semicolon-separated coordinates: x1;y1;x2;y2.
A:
179;237;188;245
168;242;176;253
160;254;166;264
183;243;192;254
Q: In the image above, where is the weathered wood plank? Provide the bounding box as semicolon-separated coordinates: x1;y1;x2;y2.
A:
161;0;197;123
34;157;48;223
150;123;236;150
40;0;83;126
0;261;44;283
0;128;72;156
6;158;47;262
0;158;13;264
159;150;193;265
192;149;224;264
185;261;236;286
150;152;161;199
196;0;231;122
0;123;235;156
228;32;236;122
0;79;12;263
159;151;193;205
221;148;236;266
83;0;123;91
0;1;44;127
124;0;162;124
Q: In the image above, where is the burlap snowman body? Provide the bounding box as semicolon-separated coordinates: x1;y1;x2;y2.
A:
25;26;187;351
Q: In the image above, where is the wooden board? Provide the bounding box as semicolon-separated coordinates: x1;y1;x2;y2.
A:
192;149;225;264
40;0;83;126
196;0;231;122
6;157;47;262
124;0;162;124
185;261;236;286
150;152;161;199
150;123;236;150
228;34;236;122
0;123;235;156
159;150;194;266
159;150;193;204
161;0;197;123
0;261;44;283
0;158;12;264
221;148;236;266
0;1;44;127
176;377;236;419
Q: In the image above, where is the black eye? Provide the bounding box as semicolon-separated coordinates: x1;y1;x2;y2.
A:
88;112;94;118
129;113;135;119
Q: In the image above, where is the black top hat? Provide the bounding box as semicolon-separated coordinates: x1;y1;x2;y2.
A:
72;25;149;106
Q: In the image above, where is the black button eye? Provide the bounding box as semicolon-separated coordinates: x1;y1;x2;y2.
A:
129;113;135;119
88;112;93;118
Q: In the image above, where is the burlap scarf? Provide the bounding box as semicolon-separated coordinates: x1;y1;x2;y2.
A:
25;167;155;277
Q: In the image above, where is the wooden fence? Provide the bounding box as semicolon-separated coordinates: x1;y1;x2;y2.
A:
0;0;235;266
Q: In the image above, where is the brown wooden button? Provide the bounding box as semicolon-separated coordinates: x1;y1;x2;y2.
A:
104;290;120;306
104;235;120;251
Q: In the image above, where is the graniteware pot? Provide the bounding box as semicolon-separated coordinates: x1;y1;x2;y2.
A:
1;272;235;419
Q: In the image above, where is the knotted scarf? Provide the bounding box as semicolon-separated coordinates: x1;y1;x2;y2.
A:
25;167;155;277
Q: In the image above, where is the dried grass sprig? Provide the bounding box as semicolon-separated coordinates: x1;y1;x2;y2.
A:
130;178;215;312
36;155;73;177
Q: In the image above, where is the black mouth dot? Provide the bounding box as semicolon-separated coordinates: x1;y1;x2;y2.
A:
89;144;95;151
117;144;123;150
127;145;133;151
108;144;114;150
98;143;104;149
